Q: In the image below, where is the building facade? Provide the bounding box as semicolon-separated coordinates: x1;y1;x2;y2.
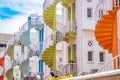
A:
0;33;13;51
1;0;120;80
42;0;118;79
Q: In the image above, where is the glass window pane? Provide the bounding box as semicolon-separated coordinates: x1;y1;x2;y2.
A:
87;8;92;18
99;51;105;62
88;51;93;61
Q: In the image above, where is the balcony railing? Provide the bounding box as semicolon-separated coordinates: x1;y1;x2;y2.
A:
59;63;77;76
65;21;77;33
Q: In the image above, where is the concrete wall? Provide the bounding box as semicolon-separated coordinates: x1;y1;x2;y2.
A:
76;0;113;74
82;30;113;73
77;0;99;30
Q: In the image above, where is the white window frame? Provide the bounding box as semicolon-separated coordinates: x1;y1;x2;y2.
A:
88;50;94;62
99;51;105;62
99;9;104;19
87;8;93;18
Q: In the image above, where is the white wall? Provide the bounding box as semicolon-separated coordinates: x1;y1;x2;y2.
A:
82;30;113;73
29;56;39;76
13;65;21;80
56;41;68;70
76;0;83;74
14;46;21;61
81;0;98;30
76;0;113;75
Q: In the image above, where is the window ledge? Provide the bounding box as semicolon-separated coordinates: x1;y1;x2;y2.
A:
98;62;104;64
87;61;94;64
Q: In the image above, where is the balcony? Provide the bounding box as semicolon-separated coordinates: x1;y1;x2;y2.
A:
64;21;77;42
59;63;77;76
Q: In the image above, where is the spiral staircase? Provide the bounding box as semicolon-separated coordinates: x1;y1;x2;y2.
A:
18;16;43;76
95;6;120;57
42;0;76;72
0;0;77;79
42;0;61;71
0;16;44;80
95;0;120;71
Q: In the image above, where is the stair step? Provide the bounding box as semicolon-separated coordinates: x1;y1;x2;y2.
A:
42;56;53;58
43;12;55;16
96;23;112;27
95;32;112;37
96;36;112;41
102;43;112;50
103;14;114;19
98;19;113;24
99;40;112;48
48;64;52;68
95;27;112;32
44;8;55;13
45;62;53;66
108;10;116;16
43;15;54;18
45;47;55;51
43;16;55;20
43;58;53;61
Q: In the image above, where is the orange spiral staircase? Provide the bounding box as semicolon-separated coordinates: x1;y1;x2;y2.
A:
95;6;120;69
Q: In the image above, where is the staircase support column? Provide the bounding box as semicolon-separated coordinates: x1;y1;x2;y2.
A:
52;4;57;71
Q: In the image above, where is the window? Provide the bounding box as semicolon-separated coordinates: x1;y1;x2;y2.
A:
87;0;92;2
115;0;120;6
99;51;105;62
88;51;93;61
99;10;103;18
87;8;92;18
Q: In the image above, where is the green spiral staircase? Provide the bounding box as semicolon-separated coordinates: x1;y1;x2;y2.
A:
19;17;43;76
42;0;76;72
5;16;43;79
42;0;61;71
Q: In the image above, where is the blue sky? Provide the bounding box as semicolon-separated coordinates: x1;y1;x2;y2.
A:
0;0;44;34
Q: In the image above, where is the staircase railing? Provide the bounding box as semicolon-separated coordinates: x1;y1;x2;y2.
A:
95;0;113;22
43;0;51;11
43;20;77;51
42;20;77;79
4;15;43;77
114;0;120;6
43;0;61;11
97;54;120;73
66;21;77;33
59;63;77;76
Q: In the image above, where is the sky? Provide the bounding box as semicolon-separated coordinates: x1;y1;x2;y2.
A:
0;0;44;34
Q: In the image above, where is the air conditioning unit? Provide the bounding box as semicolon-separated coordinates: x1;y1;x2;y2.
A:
91;69;98;74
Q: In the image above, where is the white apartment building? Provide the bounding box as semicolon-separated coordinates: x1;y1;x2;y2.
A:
0;33;13;52
42;0;115;79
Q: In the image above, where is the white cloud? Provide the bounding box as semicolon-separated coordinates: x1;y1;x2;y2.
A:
0;14;28;34
0;0;63;34
0;0;44;14
0;0;44;34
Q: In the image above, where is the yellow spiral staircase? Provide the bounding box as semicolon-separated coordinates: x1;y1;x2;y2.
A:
42;0;76;71
95;6;120;68
42;0;61;71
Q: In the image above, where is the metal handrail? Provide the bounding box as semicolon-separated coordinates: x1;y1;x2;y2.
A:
3;15;43;76
95;0;113;23
97;54;120;73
